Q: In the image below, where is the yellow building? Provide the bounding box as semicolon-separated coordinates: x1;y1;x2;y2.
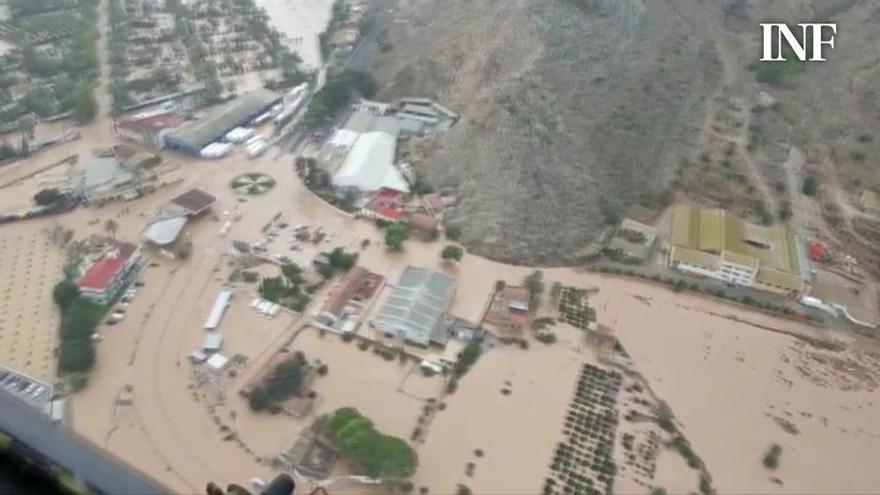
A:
860;190;880;215
667;205;810;294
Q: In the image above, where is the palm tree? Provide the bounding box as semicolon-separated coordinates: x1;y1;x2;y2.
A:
104;219;118;238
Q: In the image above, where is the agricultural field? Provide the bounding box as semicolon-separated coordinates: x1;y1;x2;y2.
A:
0;0;98;140
557;286;597;330
107;0;307;110
544;364;622;495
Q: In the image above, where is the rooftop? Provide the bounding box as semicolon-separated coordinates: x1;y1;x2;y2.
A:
861;189;880;211
343;112;401;138
117;112;186;135
81;157;133;191
333;132;409;193
77;238;138;291
322;266;372;316
169;187;218;215
143;216;188;246
374;267;456;346
669;205;807;290
167;89;280;148
362;188;405;221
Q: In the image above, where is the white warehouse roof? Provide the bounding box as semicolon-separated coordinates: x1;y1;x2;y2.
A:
143;216;188;246
333;132;409;193
204;290;233;330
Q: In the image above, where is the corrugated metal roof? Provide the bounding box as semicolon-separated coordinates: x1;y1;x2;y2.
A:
333;132;409;192
669;246;719;270
374;267;455;346
167;89;280;149
669;205;806;290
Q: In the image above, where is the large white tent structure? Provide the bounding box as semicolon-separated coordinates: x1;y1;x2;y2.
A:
332;132;409;193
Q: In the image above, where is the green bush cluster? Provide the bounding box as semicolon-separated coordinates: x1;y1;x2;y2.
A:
325;407;418;479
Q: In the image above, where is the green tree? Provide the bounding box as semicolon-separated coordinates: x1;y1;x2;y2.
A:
802;176;819;196
328;248;358;271
264;359;307;401
441;245;464;263
72;82;98;123
52;280;80;309
385;222;409;251
247;386;271;411
0;141;15;160
60;300;103;341
763;444;782;470
411;176;433;195
326;408;418;479
59;339;95;374
104;219;118;238
523;270;544;311
34;188;63;206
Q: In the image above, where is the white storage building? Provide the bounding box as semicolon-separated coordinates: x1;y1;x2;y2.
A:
332;132;409;193
204;290;233;330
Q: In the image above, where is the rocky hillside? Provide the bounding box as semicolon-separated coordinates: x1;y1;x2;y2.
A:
371;0;722;263
369;0;880;264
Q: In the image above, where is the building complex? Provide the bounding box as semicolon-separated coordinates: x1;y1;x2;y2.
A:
76;237;143;304
667;205;810;295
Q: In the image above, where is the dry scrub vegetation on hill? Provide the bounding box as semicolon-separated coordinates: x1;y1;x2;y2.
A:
372;0;722;263
370;0;880;264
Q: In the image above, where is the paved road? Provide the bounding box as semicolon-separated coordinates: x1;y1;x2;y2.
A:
343;0;395;72
0;390;167;495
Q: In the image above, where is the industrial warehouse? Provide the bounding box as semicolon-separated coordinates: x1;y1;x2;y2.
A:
164;89;282;156
666;205;811;295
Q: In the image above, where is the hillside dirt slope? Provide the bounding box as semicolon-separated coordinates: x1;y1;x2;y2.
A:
371;0;723;263
370;0;880;265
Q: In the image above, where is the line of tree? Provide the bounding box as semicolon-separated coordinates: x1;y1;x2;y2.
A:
325;407;418;480
523;270;545;311
52;280;99;376
302;70;378;128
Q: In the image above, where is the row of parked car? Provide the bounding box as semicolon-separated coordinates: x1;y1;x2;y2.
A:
0;370;46;400
107;285;141;326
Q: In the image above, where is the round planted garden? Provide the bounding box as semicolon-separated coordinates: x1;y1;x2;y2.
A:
231;172;276;195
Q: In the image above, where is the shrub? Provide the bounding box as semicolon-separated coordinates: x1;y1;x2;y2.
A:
763;444;782;470
241;271;259;283
317;364;329;376
801;177;819;196
34;188;63;206
385;222;409;251
325;408;418;478
441;245;464;263
58;339;95;374
446;379;458;394
248;386;271;411
52;280;80;309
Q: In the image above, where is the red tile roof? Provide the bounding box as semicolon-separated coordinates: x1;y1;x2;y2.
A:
77;239;137;291
808;242;827;260
364;188;405;221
